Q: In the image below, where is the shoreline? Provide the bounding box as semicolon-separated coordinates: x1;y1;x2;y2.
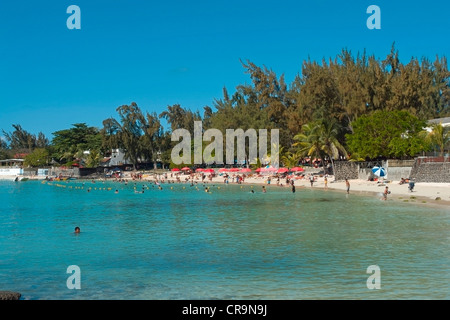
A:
157;174;450;208
3;173;450;209
241;176;450;208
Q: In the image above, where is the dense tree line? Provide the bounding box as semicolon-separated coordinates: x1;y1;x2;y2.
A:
1;45;449;169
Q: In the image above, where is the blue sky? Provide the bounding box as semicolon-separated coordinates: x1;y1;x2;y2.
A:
0;0;449;140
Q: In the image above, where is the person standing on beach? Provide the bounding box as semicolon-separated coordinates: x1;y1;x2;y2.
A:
324;176;328;189
345;179;350;194
309;175;314;187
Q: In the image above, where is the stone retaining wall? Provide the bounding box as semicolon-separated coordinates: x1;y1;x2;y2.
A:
410;161;450;183
330;158;449;182
333;161;359;181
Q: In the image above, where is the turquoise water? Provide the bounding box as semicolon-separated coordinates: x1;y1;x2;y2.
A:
0;180;449;300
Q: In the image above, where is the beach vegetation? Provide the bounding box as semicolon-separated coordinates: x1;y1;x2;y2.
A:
294;118;347;173
2;124;49;155
425;122;450;156
2;45;449;167
280;151;301;168
346;110;429;159
24;148;49;167
51;123;102;165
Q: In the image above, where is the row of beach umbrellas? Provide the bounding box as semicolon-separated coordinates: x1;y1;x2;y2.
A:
172;165;387;176
171;166;305;174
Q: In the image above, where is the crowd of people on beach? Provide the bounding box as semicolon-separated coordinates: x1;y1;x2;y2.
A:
44;168;403;202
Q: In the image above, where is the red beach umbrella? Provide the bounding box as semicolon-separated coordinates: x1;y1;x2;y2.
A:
195;168;204;172
255;168;263;173
218;168;228;172
277;168;288;173
171;168;181;172
290;167;304;172
240;168;252;173
181;167;191;171
204;169;215;173
229;168;240;172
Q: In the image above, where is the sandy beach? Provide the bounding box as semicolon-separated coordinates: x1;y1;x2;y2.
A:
3;172;450;208
140;172;450;208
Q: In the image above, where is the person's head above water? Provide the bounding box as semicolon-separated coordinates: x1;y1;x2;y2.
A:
74;227;80;234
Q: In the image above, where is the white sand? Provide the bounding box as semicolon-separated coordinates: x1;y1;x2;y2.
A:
144;172;450;207
3;171;449;207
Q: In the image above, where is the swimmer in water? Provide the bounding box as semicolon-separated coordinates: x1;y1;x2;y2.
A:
74;226;80;234
382;186;389;201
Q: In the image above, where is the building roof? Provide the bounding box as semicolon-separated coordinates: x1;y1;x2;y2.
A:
0;159;25;163
428;117;450;126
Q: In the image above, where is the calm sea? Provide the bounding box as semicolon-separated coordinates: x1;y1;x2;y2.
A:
0;180;449;300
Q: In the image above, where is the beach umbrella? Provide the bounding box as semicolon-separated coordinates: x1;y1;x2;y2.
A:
240;168;252;173
290;167;304;172
218;168;228;172
195;168;204;172
181;167;191;171
372;166;386;177
277;168;288;173
229;168;240;172
255;168;262;173
204;168;215;173
171;168;180;172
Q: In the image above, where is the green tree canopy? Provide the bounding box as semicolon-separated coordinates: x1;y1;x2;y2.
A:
24;148;49;167
346;110;428;159
426;122;450;156
51;123;102;164
2;124;49;154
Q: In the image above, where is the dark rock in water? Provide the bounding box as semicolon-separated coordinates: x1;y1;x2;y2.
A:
0;291;21;300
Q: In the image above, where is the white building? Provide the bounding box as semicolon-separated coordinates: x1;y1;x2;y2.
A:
426;117;450;132
101;149;132;167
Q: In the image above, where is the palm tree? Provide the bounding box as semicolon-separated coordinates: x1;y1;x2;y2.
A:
320;118;348;174
86;150;101;168
426;122;450;156
281;151;301;168
293;121;323;162
293;119;347;175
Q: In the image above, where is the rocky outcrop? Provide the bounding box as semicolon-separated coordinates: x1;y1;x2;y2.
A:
0;291;21;300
